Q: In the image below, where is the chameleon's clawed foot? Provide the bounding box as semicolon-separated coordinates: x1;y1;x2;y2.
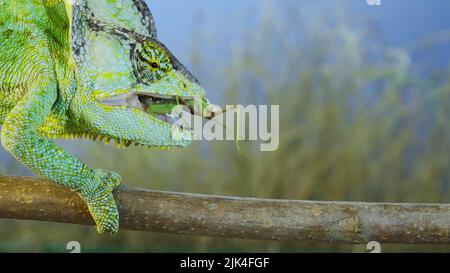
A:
80;169;121;234
95;169;121;191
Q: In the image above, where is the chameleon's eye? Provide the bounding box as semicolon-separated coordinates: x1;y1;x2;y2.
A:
132;42;172;85
150;61;159;69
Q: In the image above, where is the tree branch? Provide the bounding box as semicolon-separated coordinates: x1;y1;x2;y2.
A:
1;176;450;244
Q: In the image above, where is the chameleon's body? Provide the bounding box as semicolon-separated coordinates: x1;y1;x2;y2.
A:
0;0;209;233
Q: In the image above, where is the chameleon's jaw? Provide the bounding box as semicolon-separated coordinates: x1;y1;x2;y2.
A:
99;92;206;130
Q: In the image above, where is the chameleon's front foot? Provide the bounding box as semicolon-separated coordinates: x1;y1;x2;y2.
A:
79;169;121;234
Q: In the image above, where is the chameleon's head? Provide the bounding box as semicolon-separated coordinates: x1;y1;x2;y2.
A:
73;19;210;148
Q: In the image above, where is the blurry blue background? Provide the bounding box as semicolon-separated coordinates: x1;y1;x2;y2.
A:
1;0;450;252
152;0;450;70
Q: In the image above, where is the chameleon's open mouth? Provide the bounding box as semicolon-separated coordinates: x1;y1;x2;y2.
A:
100;92;217;128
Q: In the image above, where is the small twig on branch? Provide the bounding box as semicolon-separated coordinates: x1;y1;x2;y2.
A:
0;176;450;244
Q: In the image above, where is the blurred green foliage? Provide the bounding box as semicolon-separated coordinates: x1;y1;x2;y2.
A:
1;3;450;252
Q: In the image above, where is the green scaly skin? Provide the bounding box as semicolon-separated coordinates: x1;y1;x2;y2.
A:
0;0;209;233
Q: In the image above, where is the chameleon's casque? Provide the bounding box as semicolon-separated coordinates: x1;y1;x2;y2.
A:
0;0;210;233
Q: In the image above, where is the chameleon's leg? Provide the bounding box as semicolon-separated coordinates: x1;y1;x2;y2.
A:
0;75;120;233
